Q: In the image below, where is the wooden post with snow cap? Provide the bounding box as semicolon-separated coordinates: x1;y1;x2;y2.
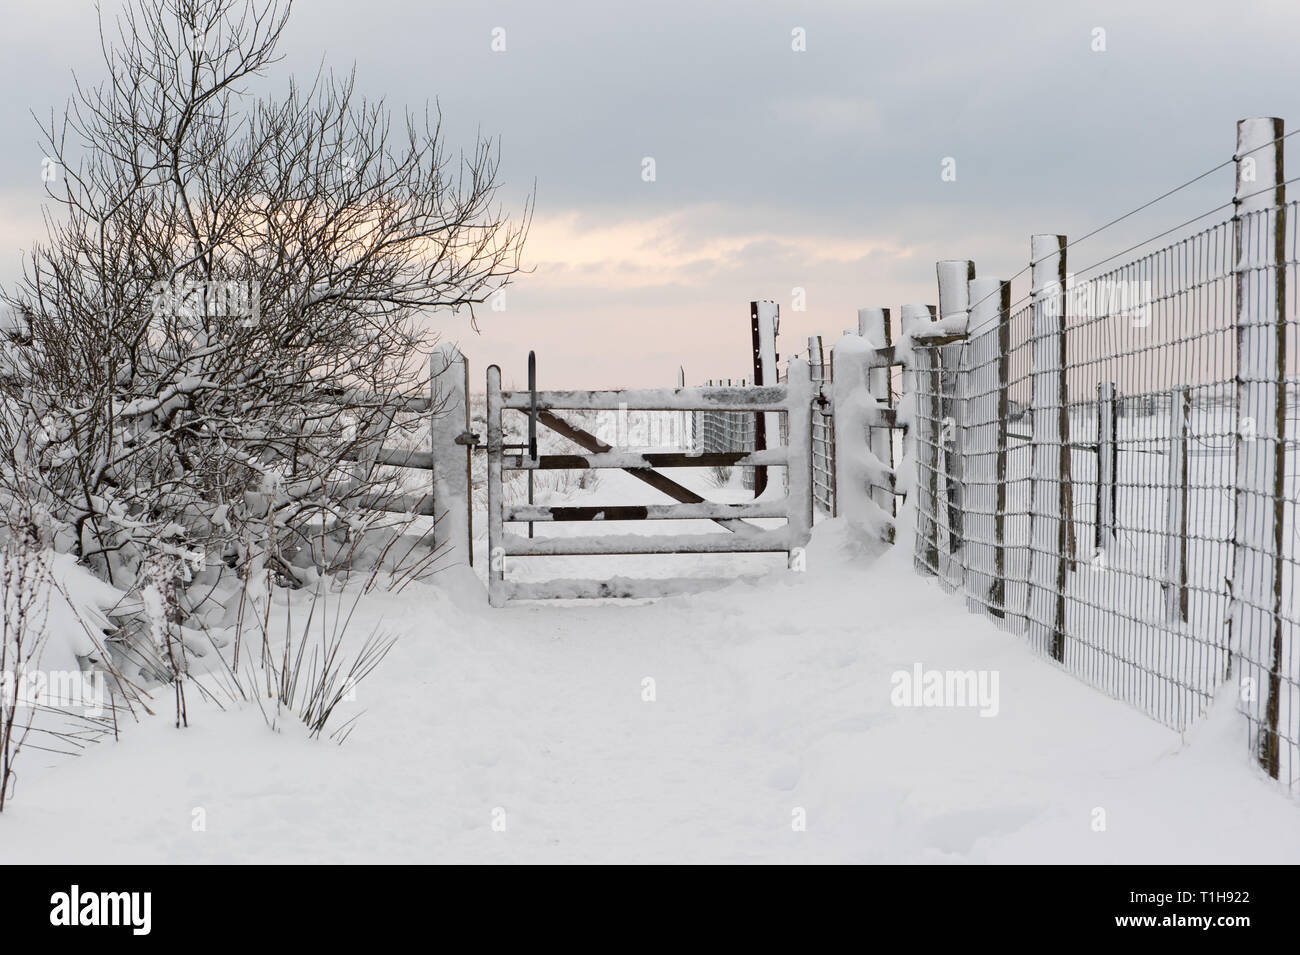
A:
1227;116;1287;778
903;303;942;575
751;300;780;496
1027;235;1070;660
936;260;974;588
963;278;1008;617
783;357;815;565
430;345;472;568
830;316;896;543
859;307;896;532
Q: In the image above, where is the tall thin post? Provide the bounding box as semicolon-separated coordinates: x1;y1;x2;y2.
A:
1228;116;1287;778
992;282;1012;619
904;303;941;575
430;345;472;567
1164;387;1191;623
527;351;537;540
486;364;505;607
858;307;895;532
1027;235;1070;660
937;259;975;588
751;300;780;496
784;357;815;559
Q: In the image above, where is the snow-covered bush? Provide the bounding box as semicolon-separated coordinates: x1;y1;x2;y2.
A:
0;0;529;632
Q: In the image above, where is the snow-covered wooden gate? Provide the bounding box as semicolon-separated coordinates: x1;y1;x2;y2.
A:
484;360;816;606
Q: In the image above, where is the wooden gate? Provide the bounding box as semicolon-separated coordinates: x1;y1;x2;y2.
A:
485;359;815;606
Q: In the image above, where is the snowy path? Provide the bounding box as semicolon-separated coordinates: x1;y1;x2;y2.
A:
1;473;1297;863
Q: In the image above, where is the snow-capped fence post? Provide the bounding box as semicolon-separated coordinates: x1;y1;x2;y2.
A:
1027;235;1070;660
486;364;506;608
430;345;473;568
1227;116;1288;778
964;277;1008;617
936;259;975;589
903;303;941;576
751;300;780;496
784;357;816;561
830;321;895;543
859;307;896;534
1095;381;1118;554
1163;386;1191;623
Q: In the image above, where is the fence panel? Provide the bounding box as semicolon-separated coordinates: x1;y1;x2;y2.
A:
904;212;1297;778
809;336;835;513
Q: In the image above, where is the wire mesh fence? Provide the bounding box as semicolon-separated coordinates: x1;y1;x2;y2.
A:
909;200;1300;789
692;378;758;489
808;337;835;514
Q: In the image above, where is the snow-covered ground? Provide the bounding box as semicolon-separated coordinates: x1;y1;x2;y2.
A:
1;468;1296;864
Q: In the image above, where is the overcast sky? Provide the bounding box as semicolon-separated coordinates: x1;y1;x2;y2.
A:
2;0;1299;388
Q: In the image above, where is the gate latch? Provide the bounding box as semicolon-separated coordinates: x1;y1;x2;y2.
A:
455;430;481;448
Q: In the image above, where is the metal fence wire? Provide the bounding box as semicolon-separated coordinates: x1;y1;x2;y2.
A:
808;337;835;514
692;378;757;489
909;204;1300;789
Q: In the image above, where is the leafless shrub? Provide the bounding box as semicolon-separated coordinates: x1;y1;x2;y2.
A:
238;582;395;742
0;0;529;614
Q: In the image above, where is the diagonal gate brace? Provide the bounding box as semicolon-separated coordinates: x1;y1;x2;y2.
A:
535;408;761;536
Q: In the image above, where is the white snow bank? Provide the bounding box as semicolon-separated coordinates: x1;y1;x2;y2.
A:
0;511;1294;863
3;551;125;674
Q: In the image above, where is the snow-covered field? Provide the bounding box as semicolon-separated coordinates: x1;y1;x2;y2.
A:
0;465;1296;864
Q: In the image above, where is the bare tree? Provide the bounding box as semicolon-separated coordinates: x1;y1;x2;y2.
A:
1;0;529;610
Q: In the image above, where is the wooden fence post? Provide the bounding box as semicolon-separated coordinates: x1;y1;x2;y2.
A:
993;282;1012;620
430;345;472;567
903;303;941;575
937;260;975;589
486;364;505;608
1027;235;1070;660
751;300;780;496
1164;387;1190;623
784;357;815;561
964;277;1008;617
858;307;895;532
1095;381;1118;554
1228;116;1288;778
